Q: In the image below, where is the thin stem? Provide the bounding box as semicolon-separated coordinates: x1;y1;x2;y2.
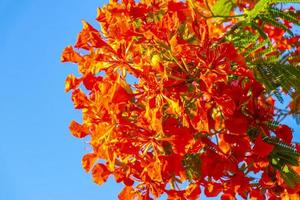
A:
204;0;246;19
205;0;214;16
206;14;246;19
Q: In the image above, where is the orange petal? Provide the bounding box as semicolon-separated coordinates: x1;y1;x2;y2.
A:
112;85;132;103
82;153;98;172
65;74;81;92
71;89;89;109
145;160;163;182
91;163;110;186
69;120;89;138
185;183;201;200
118;186;136;200
61;46;83;63
75;21;109;49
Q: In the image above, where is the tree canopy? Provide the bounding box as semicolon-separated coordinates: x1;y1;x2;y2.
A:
62;0;300;199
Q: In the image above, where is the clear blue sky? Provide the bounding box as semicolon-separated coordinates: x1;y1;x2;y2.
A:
0;1;298;200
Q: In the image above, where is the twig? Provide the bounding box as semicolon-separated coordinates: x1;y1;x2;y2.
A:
205;0;214;17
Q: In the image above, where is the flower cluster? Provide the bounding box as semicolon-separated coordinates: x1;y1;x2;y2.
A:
62;0;299;199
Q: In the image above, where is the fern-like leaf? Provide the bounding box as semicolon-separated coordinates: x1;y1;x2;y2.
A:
251;22;269;39
259;15;294;36
269;7;300;26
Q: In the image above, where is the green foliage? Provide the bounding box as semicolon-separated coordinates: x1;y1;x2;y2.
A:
243;39;272;58
253;62;300;95
247;127;260;141
222;0;300;125
212;0;235;16
250;22;269;39
245;0;300;22
268;7;300;26
252;61;300;106
265;136;300;187
264;121;280;129
226;28;260;51
182;153;202;180
265;136;300;158
258;15;294;36
245;0;272;21
280;168;300;188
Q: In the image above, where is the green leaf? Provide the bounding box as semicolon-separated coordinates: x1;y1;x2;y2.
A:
269;8;300;26
272;158;279;165
244;39;270;58
182;153;202;180
133;18;142;28
250;22;269;39
212;0;234;16
245;0;272;21
280;168;300;188
254;62;300;99
245;0;300;22
282;165;289;173
259;15;294;36
264;121;280;129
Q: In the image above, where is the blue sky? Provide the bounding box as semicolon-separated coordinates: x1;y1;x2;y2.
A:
0;0;124;199
0;1;298;200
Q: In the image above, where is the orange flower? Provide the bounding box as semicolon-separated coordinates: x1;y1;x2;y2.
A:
62;0;299;199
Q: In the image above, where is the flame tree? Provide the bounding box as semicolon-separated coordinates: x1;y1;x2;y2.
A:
62;0;300;199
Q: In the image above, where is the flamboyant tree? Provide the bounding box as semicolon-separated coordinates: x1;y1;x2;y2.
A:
62;0;300;199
